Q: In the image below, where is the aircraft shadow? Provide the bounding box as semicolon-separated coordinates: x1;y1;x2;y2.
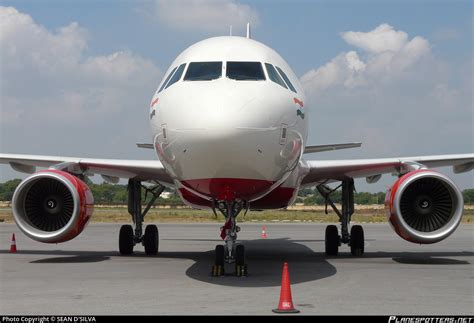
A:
391;257;469;265
182;238;336;287
177;242;472;287
0;238;337;286
0;241;471;286
0;249;114;263
332;251;473;265
29;255;111;263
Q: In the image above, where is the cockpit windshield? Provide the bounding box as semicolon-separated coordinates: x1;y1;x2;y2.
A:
165;63;186;89
184;62;222;81
275;66;297;93
226;62;265;81
265;63;287;89
158;66;177;93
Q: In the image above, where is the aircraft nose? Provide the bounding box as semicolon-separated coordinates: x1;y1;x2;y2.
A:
153;88;303;199
155;107;280;179
185;96;269;132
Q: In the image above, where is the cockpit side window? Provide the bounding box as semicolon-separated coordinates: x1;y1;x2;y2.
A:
158;66;178;93
275;66;297;93
226;62;265;81
184;62;222;81
265;63;287;89
165;63;186;89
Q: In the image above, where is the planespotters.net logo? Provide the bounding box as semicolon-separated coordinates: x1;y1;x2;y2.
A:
389;317;473;323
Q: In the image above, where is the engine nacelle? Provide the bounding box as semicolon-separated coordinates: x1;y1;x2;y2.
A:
12;170;94;243
385;170;463;244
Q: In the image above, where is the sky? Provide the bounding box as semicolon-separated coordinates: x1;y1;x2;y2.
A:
0;0;472;192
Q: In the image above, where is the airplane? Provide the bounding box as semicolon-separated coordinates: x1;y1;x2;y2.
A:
1;26;473;277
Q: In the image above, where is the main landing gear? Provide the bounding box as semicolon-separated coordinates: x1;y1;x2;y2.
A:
119;179;165;255
211;200;248;277
317;178;365;257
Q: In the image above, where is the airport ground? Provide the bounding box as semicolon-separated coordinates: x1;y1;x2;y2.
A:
1;205;473;224
0;220;473;315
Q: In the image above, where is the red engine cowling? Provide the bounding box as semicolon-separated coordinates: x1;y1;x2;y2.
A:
385;169;463;244
12;170;94;243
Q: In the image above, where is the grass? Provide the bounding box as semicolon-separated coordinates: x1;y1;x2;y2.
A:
1;206;473;223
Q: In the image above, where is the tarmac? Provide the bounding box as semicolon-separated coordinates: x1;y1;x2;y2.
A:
0;223;473;315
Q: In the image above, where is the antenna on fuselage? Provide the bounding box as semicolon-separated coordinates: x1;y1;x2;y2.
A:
246;23;251;39
230;25;233;36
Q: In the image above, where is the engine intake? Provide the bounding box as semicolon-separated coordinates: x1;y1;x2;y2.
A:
385;170;463;244
12;170;94;243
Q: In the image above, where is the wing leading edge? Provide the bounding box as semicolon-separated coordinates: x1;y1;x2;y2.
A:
303;142;362;154
0;153;174;185
2;153;472;188
301;154;474;186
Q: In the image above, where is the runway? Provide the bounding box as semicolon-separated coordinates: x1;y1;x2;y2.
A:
0;223;473;315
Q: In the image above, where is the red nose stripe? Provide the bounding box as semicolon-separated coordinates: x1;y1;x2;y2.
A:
180;178;275;201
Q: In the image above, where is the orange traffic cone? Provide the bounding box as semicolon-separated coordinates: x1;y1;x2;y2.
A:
9;233;17;253
261;226;267;239
272;262;299;313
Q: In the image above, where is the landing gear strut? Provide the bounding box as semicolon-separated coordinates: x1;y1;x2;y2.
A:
211;199;248;277
317;178;365;256
119;179;165;255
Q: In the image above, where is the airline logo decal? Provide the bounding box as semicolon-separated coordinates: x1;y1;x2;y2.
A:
293;97;304;107
150;97;159;119
293;97;305;119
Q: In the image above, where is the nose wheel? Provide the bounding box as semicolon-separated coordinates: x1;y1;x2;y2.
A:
211;199;248;277
211;244;248;277
211;245;225;276
235;244;248;277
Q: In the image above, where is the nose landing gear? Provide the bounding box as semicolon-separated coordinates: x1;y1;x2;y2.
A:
211;199;248;277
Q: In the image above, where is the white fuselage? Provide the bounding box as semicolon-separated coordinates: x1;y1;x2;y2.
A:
149;36;308;204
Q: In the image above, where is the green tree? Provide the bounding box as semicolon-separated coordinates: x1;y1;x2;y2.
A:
0;179;22;201
2;178;471;205
298;187;314;197
463;189;474;204
303;195;317;205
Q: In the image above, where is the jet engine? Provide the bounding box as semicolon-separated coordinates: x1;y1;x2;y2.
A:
385;170;463;244
12;170;94;243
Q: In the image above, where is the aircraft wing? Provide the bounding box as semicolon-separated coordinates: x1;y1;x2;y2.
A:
303;142;361;154
0;153;174;184
301;154;474;186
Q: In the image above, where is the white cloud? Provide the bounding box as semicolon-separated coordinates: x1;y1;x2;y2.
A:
341;23;408;54
300;51;366;93
0;6;161;165
153;0;259;32
0;6;160;125
301;24;430;94
300;23;472;188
